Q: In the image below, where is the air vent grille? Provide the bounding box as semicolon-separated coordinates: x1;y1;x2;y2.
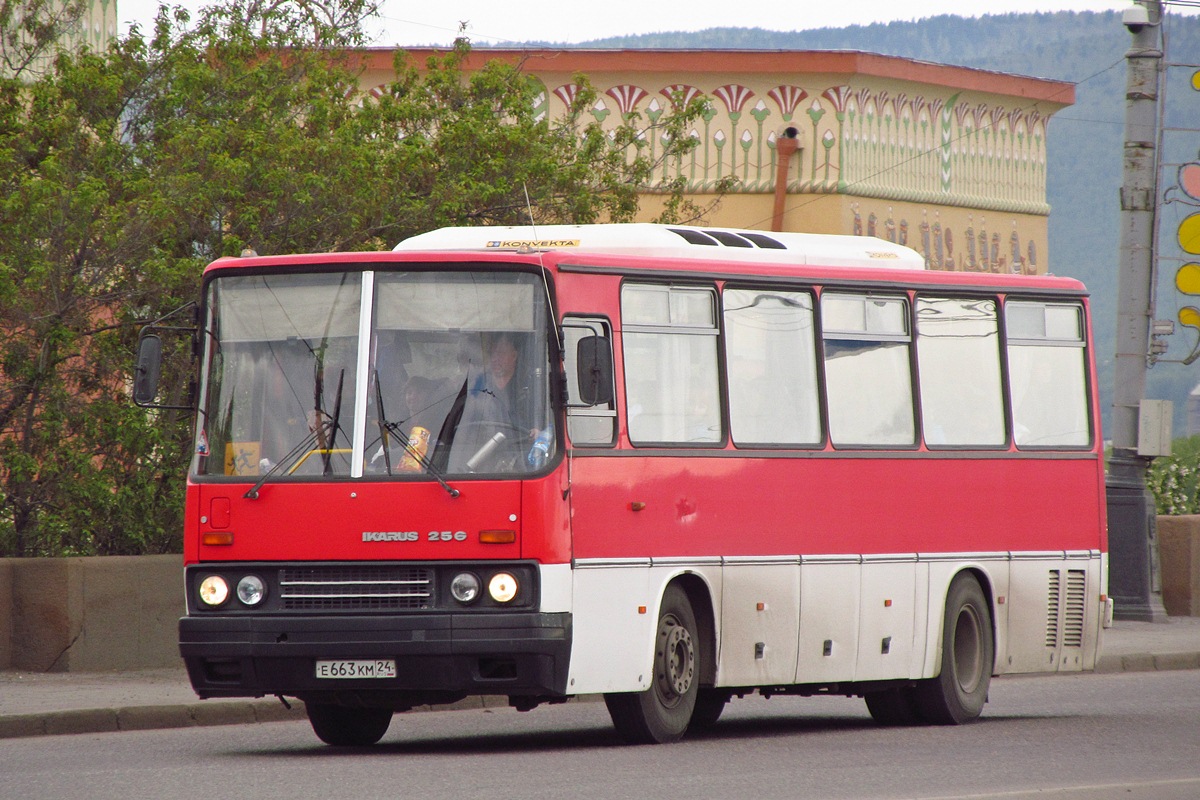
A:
667;228;785;250
279;565;433;611
1045;570;1061;648
1063;570;1087;648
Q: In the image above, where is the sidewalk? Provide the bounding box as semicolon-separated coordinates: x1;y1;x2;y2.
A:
2;618;1198;740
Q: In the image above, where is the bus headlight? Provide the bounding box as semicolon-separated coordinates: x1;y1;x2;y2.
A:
488;572;518;604
236;575;266;606
199;575;230;607
450;572;481;604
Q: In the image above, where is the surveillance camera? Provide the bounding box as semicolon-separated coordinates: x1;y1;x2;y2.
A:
1123;5;1150;33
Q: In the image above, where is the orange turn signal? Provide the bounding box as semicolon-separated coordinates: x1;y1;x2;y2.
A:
202;532;235;546
479;529;516;544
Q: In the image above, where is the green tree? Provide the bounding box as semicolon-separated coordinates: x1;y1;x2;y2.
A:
1;0;88;79
1148;435;1200;516
0;0;710;556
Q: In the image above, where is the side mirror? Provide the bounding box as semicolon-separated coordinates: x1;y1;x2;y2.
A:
133;333;164;406
576;335;614;406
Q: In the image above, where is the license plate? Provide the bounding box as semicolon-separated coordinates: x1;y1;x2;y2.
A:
315;659;397;679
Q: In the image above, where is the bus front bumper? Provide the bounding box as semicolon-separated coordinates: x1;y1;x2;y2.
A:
179;611;572;703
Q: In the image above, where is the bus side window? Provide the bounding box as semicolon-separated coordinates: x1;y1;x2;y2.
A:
1005;301;1090;448
821;292;915;447
621;284;721;445
916;296;1005;447
723;287;821;446
564;318;617;446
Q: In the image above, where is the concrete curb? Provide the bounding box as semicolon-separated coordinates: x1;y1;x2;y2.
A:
0;653;1195;740
1094;651;1200;674
0;699;307;740
0;691;594;740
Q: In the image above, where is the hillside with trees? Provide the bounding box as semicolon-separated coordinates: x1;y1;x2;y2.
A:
526;12;1200;437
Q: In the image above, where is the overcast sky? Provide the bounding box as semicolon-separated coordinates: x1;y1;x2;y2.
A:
115;1;1197;46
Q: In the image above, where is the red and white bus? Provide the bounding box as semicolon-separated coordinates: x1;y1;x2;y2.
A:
138;224;1109;746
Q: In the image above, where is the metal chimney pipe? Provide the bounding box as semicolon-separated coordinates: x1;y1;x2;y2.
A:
771;128;801;232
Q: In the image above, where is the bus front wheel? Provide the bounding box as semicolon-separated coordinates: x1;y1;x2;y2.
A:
864;686;921;726
604;585;699;744
914;573;994;725
689;688;731;729
306;702;393;746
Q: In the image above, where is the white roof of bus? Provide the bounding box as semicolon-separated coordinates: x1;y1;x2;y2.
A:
393;224;927;270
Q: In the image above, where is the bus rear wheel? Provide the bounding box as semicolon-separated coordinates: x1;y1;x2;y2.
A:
306;703;393;746
914;573;994;725
604;585;699;744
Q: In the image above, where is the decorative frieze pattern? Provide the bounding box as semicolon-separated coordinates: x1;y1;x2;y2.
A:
539;79;1051;216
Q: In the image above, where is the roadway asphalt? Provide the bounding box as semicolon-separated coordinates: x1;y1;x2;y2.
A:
1;617;1198;740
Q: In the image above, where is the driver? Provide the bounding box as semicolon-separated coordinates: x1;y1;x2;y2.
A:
470;334;537;436
452;334;537;471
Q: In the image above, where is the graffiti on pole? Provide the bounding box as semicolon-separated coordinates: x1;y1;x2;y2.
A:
1170;71;1200;363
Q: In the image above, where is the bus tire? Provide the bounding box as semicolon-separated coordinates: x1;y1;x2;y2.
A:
306;703;392;746
690;688;731;730
604;585;699;744
864;686;922;726
914;573;994;725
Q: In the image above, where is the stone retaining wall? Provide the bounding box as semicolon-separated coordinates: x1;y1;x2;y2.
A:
0;555;181;672
1159;515;1200;617
3;516;1200;673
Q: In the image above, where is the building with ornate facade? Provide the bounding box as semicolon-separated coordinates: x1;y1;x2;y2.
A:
356;48;1073;275
3;0;117;79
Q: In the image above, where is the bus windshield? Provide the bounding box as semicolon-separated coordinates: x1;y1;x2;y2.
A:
193;269;555;480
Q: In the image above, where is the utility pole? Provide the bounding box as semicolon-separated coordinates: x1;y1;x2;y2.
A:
1107;0;1170;622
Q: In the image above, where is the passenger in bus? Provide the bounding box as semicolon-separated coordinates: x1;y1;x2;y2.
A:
370;374;443;470
399;375;441;431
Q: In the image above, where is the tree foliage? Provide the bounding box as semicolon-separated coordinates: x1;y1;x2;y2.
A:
0;0;709;557
1148;435;1200;516
1;0;88;79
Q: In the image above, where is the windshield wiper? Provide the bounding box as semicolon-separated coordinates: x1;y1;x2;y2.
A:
373;373;393;476
246;369;346;499
370;371;459;498
320;369;344;476
383;418;460;498
243;422;330;500
310;362;345;477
